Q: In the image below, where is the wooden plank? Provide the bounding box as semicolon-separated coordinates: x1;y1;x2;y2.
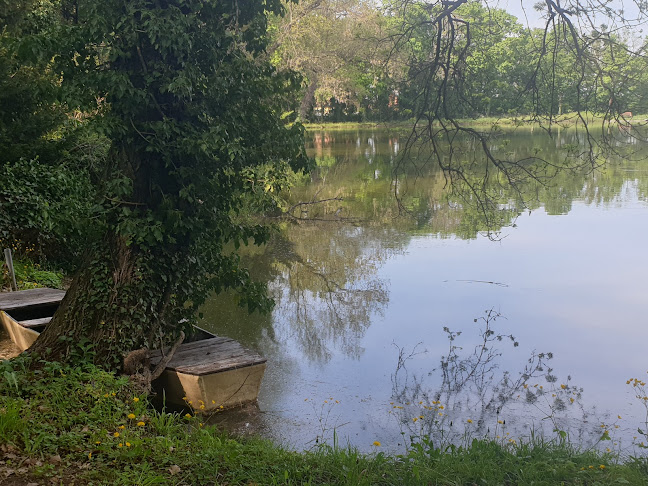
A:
178;359;267;376
179;353;267;372
149;336;231;363
167;349;252;370
0;288;65;312
19;317;52;328
150;336;238;360
150;336;266;376
154;342;260;369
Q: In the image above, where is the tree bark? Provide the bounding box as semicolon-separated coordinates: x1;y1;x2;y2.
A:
28;233;182;369
299;72;318;121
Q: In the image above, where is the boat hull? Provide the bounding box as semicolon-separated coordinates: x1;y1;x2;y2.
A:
153;362;267;412
0;311;39;352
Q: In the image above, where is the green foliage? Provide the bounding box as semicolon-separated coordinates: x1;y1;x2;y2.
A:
0;0;108;269
14;0;313;366
274;1;648;121
0;158;95;266
7;259;63;290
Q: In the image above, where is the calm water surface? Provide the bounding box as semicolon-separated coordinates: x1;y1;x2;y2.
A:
200;128;648;453
201;128;648;453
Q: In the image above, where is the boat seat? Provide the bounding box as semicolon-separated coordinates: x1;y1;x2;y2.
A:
19;317;52;328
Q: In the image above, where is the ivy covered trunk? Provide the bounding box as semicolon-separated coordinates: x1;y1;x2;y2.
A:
29;236;174;367
26;0;310;369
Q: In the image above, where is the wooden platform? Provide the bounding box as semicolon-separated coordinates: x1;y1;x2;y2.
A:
0;288;65;312
150;336;266;376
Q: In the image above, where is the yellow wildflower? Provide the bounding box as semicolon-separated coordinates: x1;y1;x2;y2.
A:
113;432;120;438
185;413;192;419
599;465;605;470
467;419;473;424
127;413;136;419
118;425;125;429
137;421;145;427
373;441;381;447
133;397;140;403
126;442;131;447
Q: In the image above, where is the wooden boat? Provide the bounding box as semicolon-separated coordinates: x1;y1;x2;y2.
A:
0;288;266;413
0;288;64;352
150;331;267;413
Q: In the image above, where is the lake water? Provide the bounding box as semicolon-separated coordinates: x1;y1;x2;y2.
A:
200;127;648;455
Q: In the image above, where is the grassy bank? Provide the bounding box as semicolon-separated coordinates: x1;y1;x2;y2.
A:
1;357;647;485
303;112;646;132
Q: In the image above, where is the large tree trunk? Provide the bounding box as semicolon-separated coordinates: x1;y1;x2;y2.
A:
29;233;178;369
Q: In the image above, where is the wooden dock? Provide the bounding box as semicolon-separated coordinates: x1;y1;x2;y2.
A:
0;288;65;312
0;288;267;412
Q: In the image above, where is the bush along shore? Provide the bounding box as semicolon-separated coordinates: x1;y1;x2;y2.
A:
0;356;647;485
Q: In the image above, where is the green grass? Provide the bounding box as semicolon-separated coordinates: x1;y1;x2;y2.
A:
1;259;64;290
0;356;647;485
303;112;648;132
15;260;63;289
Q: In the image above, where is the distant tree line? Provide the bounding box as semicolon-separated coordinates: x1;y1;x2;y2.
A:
271;0;648;122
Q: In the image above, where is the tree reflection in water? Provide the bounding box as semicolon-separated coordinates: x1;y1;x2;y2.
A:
200;224;402;362
270;224;395;362
390;310;617;452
